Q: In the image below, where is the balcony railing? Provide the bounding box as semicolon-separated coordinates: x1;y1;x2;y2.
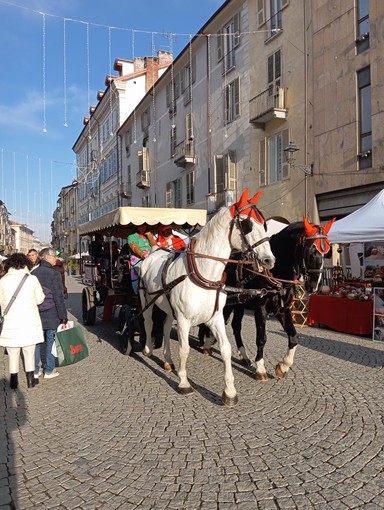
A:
206;190;235;214
249;85;287;127
173;140;196;167
136;170;150;189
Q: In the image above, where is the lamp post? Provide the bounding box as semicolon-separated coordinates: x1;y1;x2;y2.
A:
283;141;312;218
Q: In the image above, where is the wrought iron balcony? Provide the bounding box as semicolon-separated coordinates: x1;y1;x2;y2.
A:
173;140;196;167
249;85;287;128
136;170;150;189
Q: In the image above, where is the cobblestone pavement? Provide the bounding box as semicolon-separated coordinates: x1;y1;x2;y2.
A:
1;275;384;510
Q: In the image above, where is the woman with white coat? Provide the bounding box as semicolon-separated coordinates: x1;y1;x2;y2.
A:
0;253;45;389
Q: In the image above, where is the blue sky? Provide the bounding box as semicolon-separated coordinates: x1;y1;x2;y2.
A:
0;0;222;242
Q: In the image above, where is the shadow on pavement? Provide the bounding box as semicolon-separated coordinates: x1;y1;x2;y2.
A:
0;376;27;510
299;330;384;368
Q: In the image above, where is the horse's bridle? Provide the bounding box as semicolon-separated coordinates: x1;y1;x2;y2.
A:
229;204;270;264
298;226;330;277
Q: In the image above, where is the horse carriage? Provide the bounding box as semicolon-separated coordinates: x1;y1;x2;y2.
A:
78;190;334;406
78;206;207;354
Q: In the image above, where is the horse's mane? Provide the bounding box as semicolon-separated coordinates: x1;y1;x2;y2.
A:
270;221;304;280
193;207;231;251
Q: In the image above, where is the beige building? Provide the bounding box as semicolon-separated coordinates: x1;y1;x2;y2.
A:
63;0;384;255
52;183;78;256
250;0;384;224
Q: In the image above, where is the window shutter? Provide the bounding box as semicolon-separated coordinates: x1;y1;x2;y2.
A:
282;129;289;179
217;28;223;61
259;139;266;186
224;85;229;125
166;83;171;107
192;55;196;83
234;78;240;118
215;155;224;193
138;150;143;172
185;113;193;140
180;68;185;93
257;0;265;27
275;49;281;80
227;151;237;192
166;182;172;208
268;55;274;85
234;13;241;47
142;147;149;172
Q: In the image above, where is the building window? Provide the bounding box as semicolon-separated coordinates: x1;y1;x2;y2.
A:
125;129;132;156
357;67;372;169
170;126;177;157
214;151;237;207
268;49;281;92
186;172;195;205
356;0;369;54
224;78;240;124
166;179;181;208
217;13;240;73
141;108;150;132
259;129;289;186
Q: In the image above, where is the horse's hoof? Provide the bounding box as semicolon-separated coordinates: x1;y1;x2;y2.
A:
222;392;238;406
164;362;175;372
178;386;194;395
143;347;152;357
256;372;269;381
275;364;287;379
203;348;212;356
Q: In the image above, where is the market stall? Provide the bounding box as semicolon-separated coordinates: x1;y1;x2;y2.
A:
309;190;384;339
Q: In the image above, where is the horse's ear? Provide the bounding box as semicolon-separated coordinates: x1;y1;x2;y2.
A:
303;216;318;237
249;191;262;205
230;189;249;218
236;189;249;207
323;217;336;235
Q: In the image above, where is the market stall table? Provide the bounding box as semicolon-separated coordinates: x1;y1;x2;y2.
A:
308;294;373;336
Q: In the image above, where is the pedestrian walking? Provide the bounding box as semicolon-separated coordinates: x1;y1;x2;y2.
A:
33;247;68;380
0;253;45;390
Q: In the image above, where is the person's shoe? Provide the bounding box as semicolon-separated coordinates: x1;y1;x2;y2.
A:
10;373;18;390
26;372;36;388
34;369;43;380
44;370;59;379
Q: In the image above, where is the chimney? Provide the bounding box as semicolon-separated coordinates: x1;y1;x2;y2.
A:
158;50;173;65
144;56;159;93
134;57;144;72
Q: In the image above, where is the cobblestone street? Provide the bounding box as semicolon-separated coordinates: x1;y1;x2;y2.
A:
1;275;384;509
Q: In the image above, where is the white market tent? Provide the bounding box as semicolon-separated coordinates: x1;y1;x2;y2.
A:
328;189;384;244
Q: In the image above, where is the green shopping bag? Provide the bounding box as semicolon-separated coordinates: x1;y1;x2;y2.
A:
54;325;89;366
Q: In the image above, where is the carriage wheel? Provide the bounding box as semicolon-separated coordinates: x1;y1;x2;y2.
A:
118;305;135;356
82;287;96;325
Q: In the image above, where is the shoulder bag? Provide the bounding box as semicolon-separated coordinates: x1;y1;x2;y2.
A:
0;274;29;336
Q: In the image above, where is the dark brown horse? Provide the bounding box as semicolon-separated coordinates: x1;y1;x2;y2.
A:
200;217;335;380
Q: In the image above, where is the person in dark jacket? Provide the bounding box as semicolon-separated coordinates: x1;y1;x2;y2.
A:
33;247;68;380
53;251;67;298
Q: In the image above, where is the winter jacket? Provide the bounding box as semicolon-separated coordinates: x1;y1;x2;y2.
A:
33;260;68;330
0;267;45;348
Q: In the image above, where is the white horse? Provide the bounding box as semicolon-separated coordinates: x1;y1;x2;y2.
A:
139;189;275;406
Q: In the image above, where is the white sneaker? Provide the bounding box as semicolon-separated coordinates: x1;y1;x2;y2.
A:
44;370;59;379
34;369;43;380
